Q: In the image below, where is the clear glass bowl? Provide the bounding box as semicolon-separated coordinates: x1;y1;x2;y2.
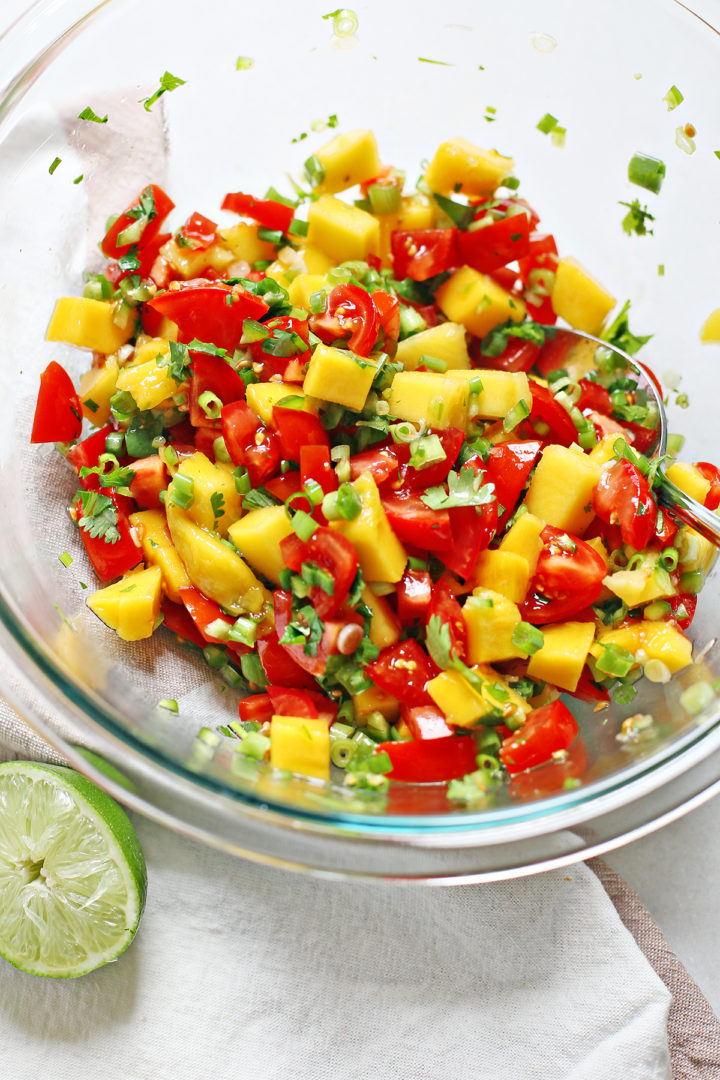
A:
2;0;720;881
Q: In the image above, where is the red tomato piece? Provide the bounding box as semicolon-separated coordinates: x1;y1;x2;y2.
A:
128;455;168;508
396;569;433;624
520;525;607;625
396;427;464;490
378;736;478;782
179;586;235;644
266;685;319;719
279;527;358;618
622;420;660;455
483;441;542;528
31;362;82;444
472;196;540;231
381;491;453;552
472;337;540;373
456;213;531;273
300;445;337;494
101;184;175;259
535;329;574;379
655;507;679;547
148;282;269;353
517;231;558;286
188;353;247;427
441;501;498;580
349;446;399;487
668;593;697;631
177;211;218;251
249;316;310;379
67;426;113;487
565;667;610;705
239;694;274;725
390;228;458;282
426;576;467;663
221;191;294;234
366;639;437;708
160;598;207;648
139;231;172;282
593;458;657;550
273;589;345;677
695;462;720;510
526;381;578;446
509;739;587;801
256;633;318;690
401;705;454;741
372;289;401;342
75;494;142;582
272;405;330;462
577;378;613;416
263;472;303;502
221;400;281;487
500;700;579;774
310;284;379;357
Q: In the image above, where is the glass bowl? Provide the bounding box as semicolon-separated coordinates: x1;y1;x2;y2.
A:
1;0;720;882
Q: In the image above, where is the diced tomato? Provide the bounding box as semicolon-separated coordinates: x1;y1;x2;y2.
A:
472;196;540;231
441;501;498;580
176;211;217;251
584;516;623;555
372;289;401;342
366;639;437;707
593;458;657;550
382;491;453;552
279;526;358;618
623;420;660;455
655;507;679;547
272;405;330;462
396;569;433;624
31;362;82;444
160;598;207;648
263;472;302;502
426;576;467;663
266;685;319;718
509;739;587;800
273;589;345;677
500;699;579;774
391;228;458;282
483;441;542;528
221;400;281;487
249;316;310;379
378;735;478;782
300;445;337;495
139;232;172;281
577;378;613;416
535;329;574;379
256;633;318;690
239;694;274;725
187;353;247;427
310;284;379;357
221;191;294;234
525;381;578;446
148;282;269;353
456;213;531;273
192;425;218;459
128;455;168;508
349;446;399;487
396;427;464;490
67;426;113;487
520;526;607;625
668;593;697;631
695;462;720;510
517;231;558;286
101;184;175;259
179;586;235;645
75;494;142;582
566;667;610;705
473;337;540;373
401;704;454;741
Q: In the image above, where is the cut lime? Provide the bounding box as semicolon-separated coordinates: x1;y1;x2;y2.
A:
0;761;147;978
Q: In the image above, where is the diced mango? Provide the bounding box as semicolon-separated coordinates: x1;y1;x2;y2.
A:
301;245;336;275
585;536;610;569
361;586;401;650
87;566;163;642
424;137;513;195
701;308;720;344
524;445;601;535
592;620;692;675
288;273;327;312
79;356;118;425
676;526;717;576
246;382;316;426
116;340;179;411
376;196;435;265
303;343;377;412
466;549;530;604
499;512;546;575
551;257;616;336
270;715;330;781
527;620;595;692
228;506;294;585
166;504;271;617
588;434;620;466
427;665;529;727
313;129;382;195
352;685;400;721
446;368;531;420
129;509;191;603
665;461;711;505
386;371;468;429
604;563;675;607
160;237;234;280
463;589;524;664
395;323;471;371
435;266;526;339
332;473;407;582
46;297;136;354
219;223;276;265
307;195;380;263
175;452;243;537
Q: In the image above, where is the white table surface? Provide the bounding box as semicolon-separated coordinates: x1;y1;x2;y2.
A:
3;0;720;1019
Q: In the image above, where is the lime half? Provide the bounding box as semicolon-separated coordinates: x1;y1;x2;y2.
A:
0;761;147;978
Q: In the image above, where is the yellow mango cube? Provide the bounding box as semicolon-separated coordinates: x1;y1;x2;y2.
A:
166;504;271;617
446;368;531;420
665;462;712;505
175;452;243;537
424;137;513;195
307;195;380;263
332;473;407;582
376;196;435;265
361;586;401;650
352;685;400;721
385;371;468;429
677;526;717;576
270;715;330;781
116;350;179;411
593;621;692;675
588;434;620;466
219;223;276;265
303;343;377;412
499;512;546;575
129;509;190;603
435;266;526;339
46;297;136;354
466;549;530;604
245;382;315;426
87;567;163;642
228;506;295;585
160;238;234;280
551;257;616;336
524;445;601;535
527;620;596;692
313;129;382;194
79;356;118;425
428;665;529;727
395;323;471;371
463;589;524;664
288;273;327;312
604;564;675;608
300;245;336;275
701;308;720;344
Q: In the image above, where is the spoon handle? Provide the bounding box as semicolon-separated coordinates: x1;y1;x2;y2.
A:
656;472;720;549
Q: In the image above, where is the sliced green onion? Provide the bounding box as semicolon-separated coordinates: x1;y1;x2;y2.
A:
596;643;635;678
167;473;195;510
408;433;446;470
330;7;359;36
238;731;271;760
398;305;426;338
408;556;429;571
292;509;318;541
304;154;326;188
367;183;401;215
628;152;666;194
198;390;223;420
330;444;350;462
158;698;179;713
418;353;447;373
233;467;251;494
239;653;265;687
643;599;672;621
213;436;232;463
679;681;716;716
58;551;73;568
389;421;420;444
334;482;362;520
205;619;231;642
503;398;530;432
303;479;325;507
663;85;684;111
626;553;645;572
203;644;227;668
309;290;328;314
236;56;254;70
228;616;258;647
676;125;696;155
680;569;704;595
334;458;351;483
330;738;356;768
536;112;558;134
660;546;679;571
287;218;309;238
300;562;335;595
240;318;269;345
511;622;544;656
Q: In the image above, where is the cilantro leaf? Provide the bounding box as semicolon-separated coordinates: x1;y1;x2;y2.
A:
278;605;324;657
167;341;193;383
77;491;120;544
79;463;135;494
77;106;108;124
210;491;225;528
139;71;187;113
126;186;157;223
619;199;655;237
421;466;496;511
602;300;652;356
480;319;546;358
425;614;456;670
242;487;281;510
186;338;228;357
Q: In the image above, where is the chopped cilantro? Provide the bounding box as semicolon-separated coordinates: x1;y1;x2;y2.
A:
602;300;652;356
73;174;84;185
77;491;121;544
139;71;187;113
79;462;135;493
210;491;225;528
242;487;281;510
480;319;545;358
58;551;73;568
167;341;193;382
279;605;324;657
77;106;108;124
619;199;655;237
421;466;496;511
48;157;61;175
186;338;228;357
425;615;456;670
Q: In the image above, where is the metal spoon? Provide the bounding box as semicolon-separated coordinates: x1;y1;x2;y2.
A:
537;326;720;547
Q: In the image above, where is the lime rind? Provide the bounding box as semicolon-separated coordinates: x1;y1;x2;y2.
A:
0;761;147;978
